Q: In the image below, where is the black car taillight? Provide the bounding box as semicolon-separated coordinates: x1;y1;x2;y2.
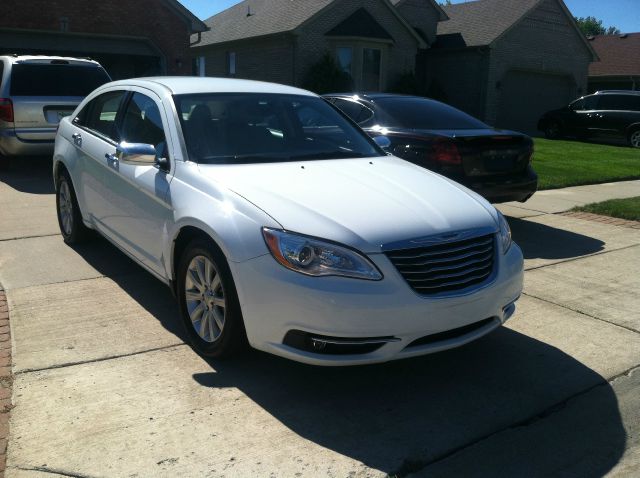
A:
432;140;462;167
0;98;14;123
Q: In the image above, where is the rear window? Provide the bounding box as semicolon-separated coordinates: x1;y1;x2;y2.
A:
374;97;487;130
598;94;639;111
10;64;110;96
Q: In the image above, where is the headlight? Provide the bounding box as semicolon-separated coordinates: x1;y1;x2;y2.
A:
497;211;512;254
262;228;382;280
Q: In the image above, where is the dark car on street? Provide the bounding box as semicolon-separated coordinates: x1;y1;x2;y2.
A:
324;93;537;203
538;90;640;148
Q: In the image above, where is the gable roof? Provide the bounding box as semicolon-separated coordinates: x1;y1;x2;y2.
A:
162;0;208;33
195;0;425;47
588;33;640;77
437;0;539;47
326;8;393;40
390;0;449;21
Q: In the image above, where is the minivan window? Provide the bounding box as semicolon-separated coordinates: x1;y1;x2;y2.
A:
10;64;110;96
374;96;487;130
174;93;380;164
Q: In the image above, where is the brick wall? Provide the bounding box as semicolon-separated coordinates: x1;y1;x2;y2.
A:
0;0;193;75
195;34;295;85
394;0;441;45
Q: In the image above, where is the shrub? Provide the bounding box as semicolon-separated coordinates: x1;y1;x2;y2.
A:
302;53;353;94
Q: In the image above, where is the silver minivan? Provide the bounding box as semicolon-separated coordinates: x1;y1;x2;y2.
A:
0;55;111;168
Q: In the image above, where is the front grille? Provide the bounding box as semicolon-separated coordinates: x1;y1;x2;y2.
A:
385;233;496;295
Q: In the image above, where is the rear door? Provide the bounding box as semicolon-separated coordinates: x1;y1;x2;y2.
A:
10;61;110;141
590;95;637;137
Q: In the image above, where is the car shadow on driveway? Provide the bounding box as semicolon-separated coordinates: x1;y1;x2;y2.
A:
509;217;605;261
0;156;55;194
192;330;626;477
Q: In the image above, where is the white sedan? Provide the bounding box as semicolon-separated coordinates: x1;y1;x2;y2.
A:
53;77;523;366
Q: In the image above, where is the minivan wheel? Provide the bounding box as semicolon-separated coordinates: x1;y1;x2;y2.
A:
544;121;562;139
629;129;640;149
177;239;247;358
56;170;91;244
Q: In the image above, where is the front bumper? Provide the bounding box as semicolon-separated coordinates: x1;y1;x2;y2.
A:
230;242;524;366
0;128;55;157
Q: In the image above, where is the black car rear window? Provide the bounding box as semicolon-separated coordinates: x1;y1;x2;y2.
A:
374;96;487;130
10;64;110;96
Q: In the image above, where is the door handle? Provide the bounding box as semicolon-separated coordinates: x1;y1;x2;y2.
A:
105;153;118;165
71;132;82;146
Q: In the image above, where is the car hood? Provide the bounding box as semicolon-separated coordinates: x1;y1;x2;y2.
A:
198;157;498;253
374;127;526;139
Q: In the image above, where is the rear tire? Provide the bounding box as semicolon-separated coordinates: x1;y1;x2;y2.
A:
629;129;640;149
56;169;92;244
177;239;247;358
544;121;562;140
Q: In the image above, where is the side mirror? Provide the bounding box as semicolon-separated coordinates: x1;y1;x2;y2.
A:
116;142;157;165
373;135;391;150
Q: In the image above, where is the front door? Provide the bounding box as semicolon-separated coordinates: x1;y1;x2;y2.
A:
100;90;174;277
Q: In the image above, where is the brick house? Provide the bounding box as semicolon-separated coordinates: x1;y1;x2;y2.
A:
587;33;640;93
430;0;598;134
193;0;595;135
0;0;207;79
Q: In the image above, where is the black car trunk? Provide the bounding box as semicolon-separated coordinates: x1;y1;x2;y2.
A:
456;134;532;177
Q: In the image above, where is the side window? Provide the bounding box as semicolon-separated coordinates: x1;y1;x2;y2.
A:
569;98;585;111
76;91;126;142
583;95;599;110
0;62;4;87
332;98;375;126
629;96;640;112
120;92;167;158
598;95;632;111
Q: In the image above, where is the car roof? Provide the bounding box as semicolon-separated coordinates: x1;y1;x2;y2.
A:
324;92;419;100
105;77;317;97
0;55;102;67
592;90;640;96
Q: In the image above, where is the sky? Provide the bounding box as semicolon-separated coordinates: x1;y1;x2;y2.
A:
178;0;640;33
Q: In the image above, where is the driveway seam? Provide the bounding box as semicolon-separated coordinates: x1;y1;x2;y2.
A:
524;243;640;272
522;292;640;335
394;363;640;478
0;291;11;478
0;233;60;243
13;343;187;376
0;270;153;293
14;465;98;478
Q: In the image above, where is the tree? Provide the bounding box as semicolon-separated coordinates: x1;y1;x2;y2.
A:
574;16;621;36
301;53;353;94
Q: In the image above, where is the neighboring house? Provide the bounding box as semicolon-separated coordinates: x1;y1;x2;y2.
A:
588;33;640;93
429;0;598;134
0;0;207;79
191;0;445;91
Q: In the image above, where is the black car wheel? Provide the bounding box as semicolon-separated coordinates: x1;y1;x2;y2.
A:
629;129;640;149
56;169;92;244
177;238;247;358
544;121;562;140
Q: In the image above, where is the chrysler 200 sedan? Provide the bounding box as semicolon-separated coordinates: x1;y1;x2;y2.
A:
53;77;523;366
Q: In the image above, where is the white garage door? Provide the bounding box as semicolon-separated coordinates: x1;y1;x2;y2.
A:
497;70;575;134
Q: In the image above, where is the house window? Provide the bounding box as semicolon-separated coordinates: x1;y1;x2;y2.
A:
228;52;236;76
336;47;353;75
59;17;69;32
362;48;381;91
197;56;206;77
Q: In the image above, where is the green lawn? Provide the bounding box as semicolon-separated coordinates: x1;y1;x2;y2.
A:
532;138;640;190
572;196;640;221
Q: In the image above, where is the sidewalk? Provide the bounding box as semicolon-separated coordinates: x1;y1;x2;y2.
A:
497;179;640;218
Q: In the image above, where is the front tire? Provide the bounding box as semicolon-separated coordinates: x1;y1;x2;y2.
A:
544;120;562;139
56;169;91;244
177;239;247;358
629;129;640;149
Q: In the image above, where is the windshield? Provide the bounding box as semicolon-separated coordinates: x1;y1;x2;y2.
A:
173;93;381;164
374;96;488;130
10;64;111;96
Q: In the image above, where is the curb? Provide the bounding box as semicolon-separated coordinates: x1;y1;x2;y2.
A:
560;211;640;229
0;290;11;477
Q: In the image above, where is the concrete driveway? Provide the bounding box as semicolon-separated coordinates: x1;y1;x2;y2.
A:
1;158;639;477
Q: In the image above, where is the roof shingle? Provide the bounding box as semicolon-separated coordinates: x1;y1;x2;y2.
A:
436;0;540;47
588;33;640;77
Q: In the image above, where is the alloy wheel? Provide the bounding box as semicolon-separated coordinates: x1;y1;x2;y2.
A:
630;130;640;148
184;255;226;342
58;180;74;236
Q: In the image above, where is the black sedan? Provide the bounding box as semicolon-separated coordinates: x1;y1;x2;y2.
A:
324;93;537;203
